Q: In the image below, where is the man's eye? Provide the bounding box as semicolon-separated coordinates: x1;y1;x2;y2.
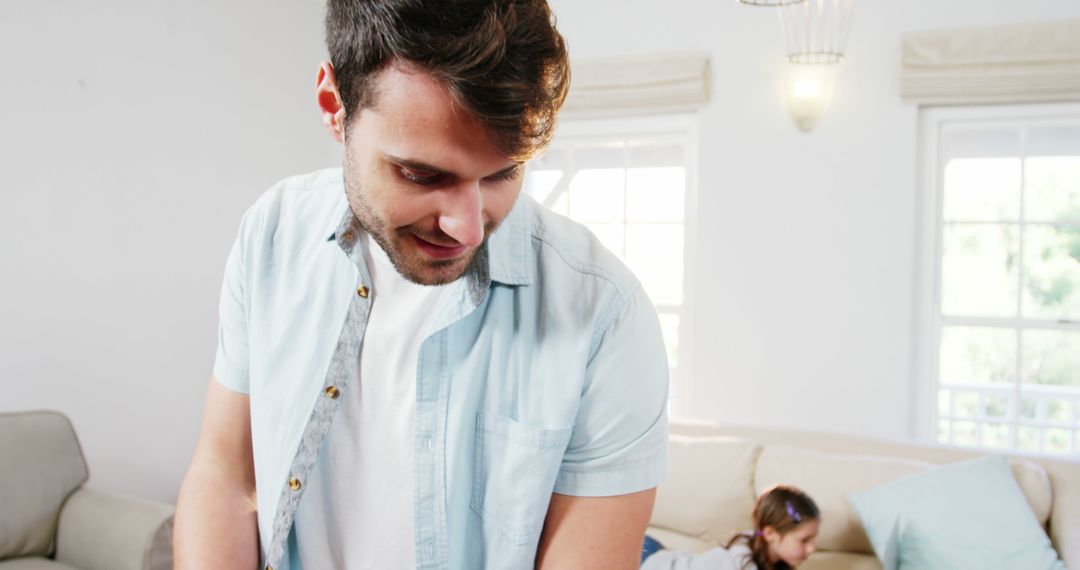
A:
401;168;442;185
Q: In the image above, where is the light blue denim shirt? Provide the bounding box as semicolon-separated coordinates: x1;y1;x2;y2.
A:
213;168;669;570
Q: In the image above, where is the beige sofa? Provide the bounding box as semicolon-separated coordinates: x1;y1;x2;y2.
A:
0;411;174;570
647;421;1080;570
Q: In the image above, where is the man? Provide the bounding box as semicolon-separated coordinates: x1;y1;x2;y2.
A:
174;1;669;568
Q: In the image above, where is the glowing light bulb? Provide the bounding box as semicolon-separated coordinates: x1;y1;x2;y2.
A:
792;79;819;100
781;66;837;132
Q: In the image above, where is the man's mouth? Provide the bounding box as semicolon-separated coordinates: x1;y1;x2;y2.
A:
410;234;469;260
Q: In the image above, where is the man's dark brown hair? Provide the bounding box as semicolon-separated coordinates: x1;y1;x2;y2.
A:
325;0;570;161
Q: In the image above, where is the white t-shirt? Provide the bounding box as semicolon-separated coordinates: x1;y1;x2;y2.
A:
295;235;456;569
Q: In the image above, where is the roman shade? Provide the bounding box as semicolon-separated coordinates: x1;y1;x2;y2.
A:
901;19;1080;105
563;52;710;116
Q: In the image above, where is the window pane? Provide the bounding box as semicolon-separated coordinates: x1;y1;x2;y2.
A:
1048;399;1072;424
1019;397;1037;421
938;389;951;417
982;423;1009;449
530;147;569;171
943;126;1021;160
937;419;949;443
625;224;683;305
1026;124;1080;157
568;168;625;223
1021;330;1080;388
657;313;680;368
952;420;978;446
574;144;625;167
629;142;684;167
627;167;685;223
550;189;569;216
986;394;1009;419
1022;225;1080;320
584;223;624;258
939;326;1016;384
1045;428;1070;454
942;158;1021;222
524;170;564;205
1017;426;1040;452
953;391;980;418
941;224;1018;317
1024;156;1080;223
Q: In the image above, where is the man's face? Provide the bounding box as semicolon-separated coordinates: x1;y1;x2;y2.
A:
340;63;524;285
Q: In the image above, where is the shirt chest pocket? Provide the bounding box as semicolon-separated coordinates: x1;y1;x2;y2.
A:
470;412;573;546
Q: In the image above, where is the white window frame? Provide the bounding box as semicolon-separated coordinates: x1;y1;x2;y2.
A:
539;114;699;418
913;102;1080;450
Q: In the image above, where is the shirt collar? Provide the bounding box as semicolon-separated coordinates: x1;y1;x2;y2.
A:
484;195;533;286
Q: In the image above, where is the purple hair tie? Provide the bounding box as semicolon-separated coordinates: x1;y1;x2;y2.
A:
785;501;802;523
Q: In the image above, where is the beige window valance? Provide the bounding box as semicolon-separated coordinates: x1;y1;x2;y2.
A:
901;18;1080;105
562;52;710;117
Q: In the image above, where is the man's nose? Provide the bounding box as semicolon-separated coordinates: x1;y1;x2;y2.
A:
437;182;484;248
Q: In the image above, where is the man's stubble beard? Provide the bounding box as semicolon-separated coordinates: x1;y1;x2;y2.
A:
343;173;493;287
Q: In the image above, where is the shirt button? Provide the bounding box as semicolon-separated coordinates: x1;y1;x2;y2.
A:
288;478;302;491
265;566;273;570
356;284;369;298
324;386;340;399
424;436;434;451
424;542;435;559
341;231;354;242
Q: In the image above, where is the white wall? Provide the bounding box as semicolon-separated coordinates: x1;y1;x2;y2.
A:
545;0;1080;440
0;1;337;503
3;1;1079;504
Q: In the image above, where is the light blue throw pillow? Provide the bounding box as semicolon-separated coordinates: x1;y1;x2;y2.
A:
848;455;1065;570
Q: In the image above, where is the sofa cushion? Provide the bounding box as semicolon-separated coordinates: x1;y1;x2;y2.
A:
754;445;1052;554
650;435;759;544
0;412;89;560
801;551;882;570
0;558;80;570
849;455;1066;570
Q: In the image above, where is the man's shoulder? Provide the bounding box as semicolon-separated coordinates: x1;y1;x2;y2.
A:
517;195;641;298
237;168;346;244
247;167;344;220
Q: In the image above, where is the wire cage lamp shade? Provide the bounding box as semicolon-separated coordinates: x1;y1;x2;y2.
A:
780;0;856;64
738;0;805;6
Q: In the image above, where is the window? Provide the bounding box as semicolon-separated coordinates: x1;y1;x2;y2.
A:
524;116;697;414
919;104;1080;454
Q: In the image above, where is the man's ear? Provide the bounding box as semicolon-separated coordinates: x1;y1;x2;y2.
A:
316;61;347;143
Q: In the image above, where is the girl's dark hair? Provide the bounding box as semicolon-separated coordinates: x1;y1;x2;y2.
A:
725;485;820;570
325;0;570;161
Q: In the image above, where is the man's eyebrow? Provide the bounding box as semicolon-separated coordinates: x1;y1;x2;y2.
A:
383;154;451;176
383;153;521;178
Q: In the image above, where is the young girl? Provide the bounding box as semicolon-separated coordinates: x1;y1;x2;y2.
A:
641;485;821;570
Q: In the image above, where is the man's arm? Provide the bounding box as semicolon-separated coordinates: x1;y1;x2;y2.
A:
174;377;260;569
535;489;657;570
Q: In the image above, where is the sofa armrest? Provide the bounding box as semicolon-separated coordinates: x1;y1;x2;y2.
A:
54;487;174;570
1050;479;1080;569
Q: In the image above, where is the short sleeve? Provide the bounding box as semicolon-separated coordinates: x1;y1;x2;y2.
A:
212;218;251;394
553;286;670;496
